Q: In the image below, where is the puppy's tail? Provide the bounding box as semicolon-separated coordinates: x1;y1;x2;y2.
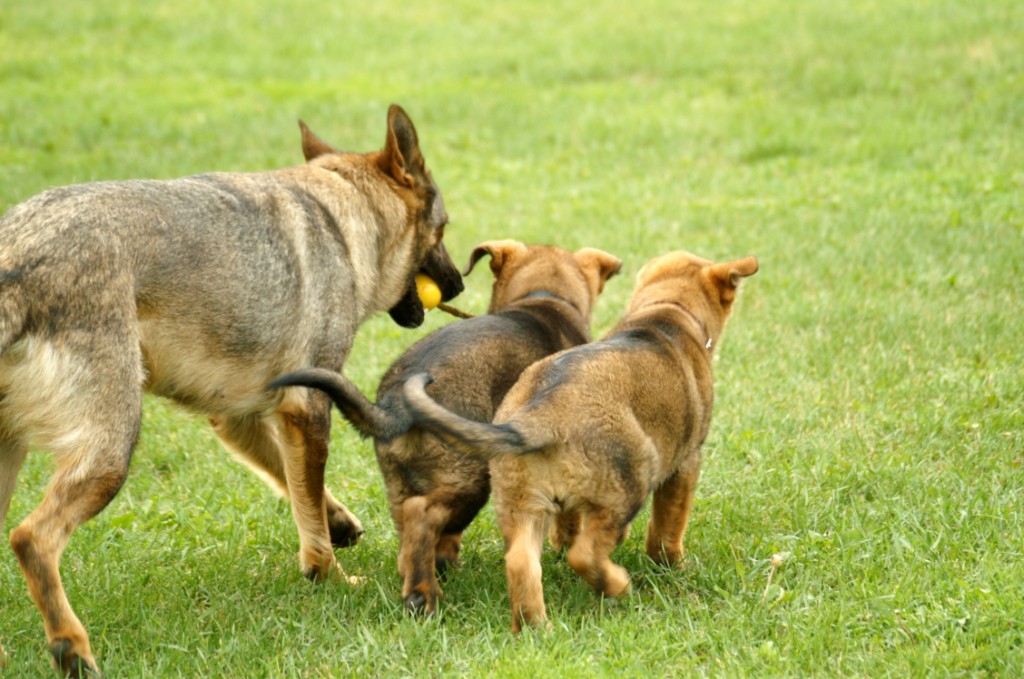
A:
402;373;542;459
269;368;408;441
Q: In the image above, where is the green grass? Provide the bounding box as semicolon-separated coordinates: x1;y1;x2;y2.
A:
2;0;1022;676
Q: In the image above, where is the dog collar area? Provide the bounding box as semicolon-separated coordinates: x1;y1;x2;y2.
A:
642;301;713;351
522;289;576;308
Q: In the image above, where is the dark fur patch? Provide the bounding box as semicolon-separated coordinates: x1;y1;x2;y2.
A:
1;262;31;285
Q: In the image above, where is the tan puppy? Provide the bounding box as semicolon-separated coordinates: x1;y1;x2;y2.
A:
270;240;622;615
403;250;758;631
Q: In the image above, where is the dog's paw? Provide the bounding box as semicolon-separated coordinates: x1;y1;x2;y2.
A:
404;592;429;615
646;546;684;568
603;565;632;598
511;610;549;633
300;550;338;583
434;534;462;577
434;554;458;578
328;513;365;548
50;639;99;678
303;558;367;586
403;584;440;616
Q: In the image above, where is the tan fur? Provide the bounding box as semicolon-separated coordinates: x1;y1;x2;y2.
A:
402;250;757;631
0;105;463;676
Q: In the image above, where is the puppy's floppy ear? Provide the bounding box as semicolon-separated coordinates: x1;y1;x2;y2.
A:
707;256;759;289
464;240;527;277
299;121;338;161
381;104;425;188
574;248;623;294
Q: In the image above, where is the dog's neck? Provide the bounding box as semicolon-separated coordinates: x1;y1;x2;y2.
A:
640;301;714;351
519;289;582;315
522;289;571;304
508;289;588;326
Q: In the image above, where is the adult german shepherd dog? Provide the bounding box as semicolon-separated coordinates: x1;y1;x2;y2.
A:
0;104;463;676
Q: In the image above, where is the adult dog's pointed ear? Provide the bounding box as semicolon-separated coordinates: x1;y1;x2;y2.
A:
299;121;338;161
707;256;759;305
573;248;623;295
380;104;426;188
464;240;528;277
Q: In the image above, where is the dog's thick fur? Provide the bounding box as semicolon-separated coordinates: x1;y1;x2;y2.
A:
0;105;463;676
403;250;757;631
270;240;622;615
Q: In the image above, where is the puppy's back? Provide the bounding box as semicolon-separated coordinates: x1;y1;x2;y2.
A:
378;299;590;422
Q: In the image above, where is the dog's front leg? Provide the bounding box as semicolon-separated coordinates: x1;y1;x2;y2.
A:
278;394;338;581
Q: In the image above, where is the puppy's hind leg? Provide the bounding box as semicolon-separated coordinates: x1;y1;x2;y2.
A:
566;507;632;599
499;509;548;632
549;509;581;551
644;461;700;567
434;531;462;575
397;495;453;615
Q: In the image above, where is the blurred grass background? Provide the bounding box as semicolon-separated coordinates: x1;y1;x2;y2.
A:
1;0;1021;676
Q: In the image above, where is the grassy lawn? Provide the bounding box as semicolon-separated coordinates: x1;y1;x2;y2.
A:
2;0;1021;676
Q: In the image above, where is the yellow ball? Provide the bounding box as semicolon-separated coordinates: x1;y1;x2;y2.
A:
415;274;442;310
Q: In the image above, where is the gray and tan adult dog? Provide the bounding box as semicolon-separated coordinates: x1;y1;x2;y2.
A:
403;250;757;631
270;240;622;616
0;104;463;676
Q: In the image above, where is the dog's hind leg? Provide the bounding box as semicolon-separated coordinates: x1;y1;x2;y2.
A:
210;413;363;549
434;532;462;574
566;507;632;600
549;509;582;551
397;495;454;615
6;340;140;677
499;509;548;632
210;413;290;495
644;461;700;567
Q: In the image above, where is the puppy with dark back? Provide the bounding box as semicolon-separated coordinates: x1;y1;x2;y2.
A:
271;240;622;615
403;250;757;631
0;105;463;676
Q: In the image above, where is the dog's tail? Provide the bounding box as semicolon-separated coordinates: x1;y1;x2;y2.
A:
402;373;544;459
269;368;408;441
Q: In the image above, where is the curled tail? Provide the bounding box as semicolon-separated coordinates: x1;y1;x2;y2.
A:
269;368;408;441
402;373;544;459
